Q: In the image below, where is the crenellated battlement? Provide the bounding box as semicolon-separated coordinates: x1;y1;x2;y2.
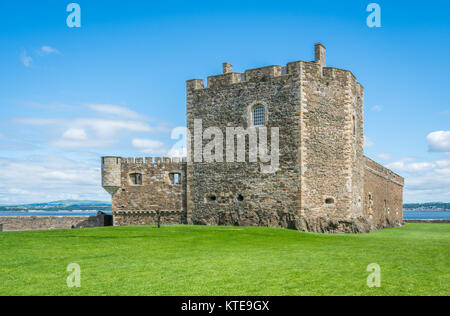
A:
122;156;187;166
103;156;187;166
185;44;364;92
187;61;362;91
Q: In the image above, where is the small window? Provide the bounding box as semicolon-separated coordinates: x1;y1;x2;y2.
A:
130;173;142;185
252;106;265;126
170;173;181;185
237;194;244;202
207;195;217;203
352;115;356;136
325;198;335;205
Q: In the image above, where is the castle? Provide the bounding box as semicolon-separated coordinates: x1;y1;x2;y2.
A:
102;44;404;233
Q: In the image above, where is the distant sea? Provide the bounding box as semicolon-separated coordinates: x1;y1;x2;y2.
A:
0;210;112;217
403;210;450;220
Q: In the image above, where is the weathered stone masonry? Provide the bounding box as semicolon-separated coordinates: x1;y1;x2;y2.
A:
102;157;187;226
364;157;404;229
0;212;112;232
102;43;404;233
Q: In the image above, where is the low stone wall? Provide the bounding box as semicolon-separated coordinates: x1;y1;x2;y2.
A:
0;213;112;232
113;210;185;226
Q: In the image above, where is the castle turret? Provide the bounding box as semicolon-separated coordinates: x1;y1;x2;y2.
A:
102;157;122;195
314;43;326;68
223;62;233;74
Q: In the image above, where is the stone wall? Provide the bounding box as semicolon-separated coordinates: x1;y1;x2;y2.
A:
186;64;303;229
298;61;364;221
113;210;185;226
103;157;187;226
0;213;111;232
364;156;404;229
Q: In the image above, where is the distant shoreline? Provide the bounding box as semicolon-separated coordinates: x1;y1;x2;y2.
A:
404;208;450;212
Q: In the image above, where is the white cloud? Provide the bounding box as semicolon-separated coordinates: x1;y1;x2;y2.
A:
427;131;450;152
2;103;178;204
435;159;450;168
17;118;61;125
63;128;88;140
20;51;32;67
89;104;144;119
8;188;31;195
39;46;60;55
167;147;186;157
51;139;115;149
387;157;450;202
371;105;383;112
20;117;156;137
17;108;170;149
388;161;435;172
19;46;60;69
0;155;109;205
364;136;374;148
377;153;391;161
132;138;166;154
75;118;156;137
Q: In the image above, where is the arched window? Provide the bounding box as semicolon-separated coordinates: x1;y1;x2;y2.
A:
252;105;265;126
130;173;142;185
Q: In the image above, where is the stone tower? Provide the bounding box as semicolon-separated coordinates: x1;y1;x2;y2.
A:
102;157;122;195
185;43;367;232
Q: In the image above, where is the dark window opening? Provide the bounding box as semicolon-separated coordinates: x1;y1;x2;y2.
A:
207;195;217;203
352;115;356;136
130;173;142;185
237;195;244;202
170;173;181;185
325;198;335;205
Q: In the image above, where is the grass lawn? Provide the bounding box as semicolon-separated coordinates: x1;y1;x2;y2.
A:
0;223;448;296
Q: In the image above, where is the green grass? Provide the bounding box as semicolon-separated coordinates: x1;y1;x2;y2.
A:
0;224;448;296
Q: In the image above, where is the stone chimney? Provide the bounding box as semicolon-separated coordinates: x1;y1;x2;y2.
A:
314;43;326;68
223;62;233;74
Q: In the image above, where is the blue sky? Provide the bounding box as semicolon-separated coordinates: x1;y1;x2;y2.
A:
0;0;449;204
